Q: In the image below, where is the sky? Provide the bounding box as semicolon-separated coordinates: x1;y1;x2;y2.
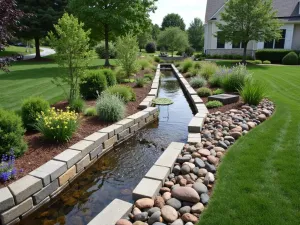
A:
150;0;208;28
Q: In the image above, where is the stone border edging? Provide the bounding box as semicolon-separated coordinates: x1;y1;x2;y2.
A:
0;65;162;225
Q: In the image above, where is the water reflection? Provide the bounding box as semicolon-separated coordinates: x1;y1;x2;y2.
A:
20;70;194;225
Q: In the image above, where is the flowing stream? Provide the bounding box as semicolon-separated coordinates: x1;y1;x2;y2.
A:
20;69;194;225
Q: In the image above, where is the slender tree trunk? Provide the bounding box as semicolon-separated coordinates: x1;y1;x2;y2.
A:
104;24;110;67
242;42;248;64
34;37;41;59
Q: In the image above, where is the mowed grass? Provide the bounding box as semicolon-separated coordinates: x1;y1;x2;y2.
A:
199;64;300;225
0;45;39;57
0;58;116;111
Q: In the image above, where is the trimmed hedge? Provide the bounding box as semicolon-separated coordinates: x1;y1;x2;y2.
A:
282;52;299;65
255;50;300;64
80;70;107;99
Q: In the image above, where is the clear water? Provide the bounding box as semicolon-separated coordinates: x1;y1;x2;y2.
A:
20;69;194;225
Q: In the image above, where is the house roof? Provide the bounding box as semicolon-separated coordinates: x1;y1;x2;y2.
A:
205;0;300;22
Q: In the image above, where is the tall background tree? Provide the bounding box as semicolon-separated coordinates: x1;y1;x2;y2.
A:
69;0;157;66
137;32;152;52
161;13;186;31
158;27;189;57
188;18;204;51
16;0;67;59
217;0;282;62
151;24;161;41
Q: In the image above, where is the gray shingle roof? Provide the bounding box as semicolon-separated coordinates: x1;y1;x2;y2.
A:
205;0;300;22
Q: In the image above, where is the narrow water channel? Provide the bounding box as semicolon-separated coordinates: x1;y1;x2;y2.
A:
20;69;194;225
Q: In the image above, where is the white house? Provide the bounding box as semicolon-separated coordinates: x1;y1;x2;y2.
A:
204;0;300;57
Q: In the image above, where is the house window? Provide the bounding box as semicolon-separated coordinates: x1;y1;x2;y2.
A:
232;42;247;49
264;29;286;49
217;32;225;49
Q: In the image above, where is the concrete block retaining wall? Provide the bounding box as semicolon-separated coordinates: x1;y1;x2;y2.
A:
0;67;162;225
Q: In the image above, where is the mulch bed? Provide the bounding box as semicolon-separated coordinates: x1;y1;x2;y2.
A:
0;70;152;188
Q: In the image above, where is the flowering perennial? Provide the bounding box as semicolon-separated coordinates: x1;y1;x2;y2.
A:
0;149;20;183
35;107;79;142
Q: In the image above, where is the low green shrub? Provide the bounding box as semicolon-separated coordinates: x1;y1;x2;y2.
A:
84;107;97;116
197;87;212;97
115;67;127;83
80;70;107;99
206;100;223;109
69;98;85;113
0;109;27;157
145;42;156;53
282;52;299;65
135;78;147;87
105;85;135;103
213;88;225;95
185;46;195;57
190;68;200;77
35;108;79;142
95;41;116;59
253;60;262;65
154;56;161;63
21;97;50;130
190;76;207;88
181;59;194;73
255;49;300;63
144;74;154;81
209;66;230;88
200;62;219;80
263;60;271;64
221;64;251;92
96;93;125;122
138;59;151;70
101;69;117;86
239;79;265;105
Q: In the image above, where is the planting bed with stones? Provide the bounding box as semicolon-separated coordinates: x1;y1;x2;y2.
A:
116;99;274;225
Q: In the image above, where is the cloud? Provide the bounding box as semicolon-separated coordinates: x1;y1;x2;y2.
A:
150;0;207;28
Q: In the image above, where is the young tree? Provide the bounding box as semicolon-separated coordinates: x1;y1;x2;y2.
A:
116;33;139;79
188;18;204;51
158;27;189;57
47;13;93;102
161;13;186;31
152;24;161;41
69;0;157;67
217;0;282;63
16;0;67;59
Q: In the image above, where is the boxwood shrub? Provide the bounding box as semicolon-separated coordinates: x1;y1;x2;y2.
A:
282;52;299;65
101;69;117;86
80;70;107;99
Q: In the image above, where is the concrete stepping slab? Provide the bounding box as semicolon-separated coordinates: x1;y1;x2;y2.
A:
208;94;239;105
145;165;169;184
132;178;162;200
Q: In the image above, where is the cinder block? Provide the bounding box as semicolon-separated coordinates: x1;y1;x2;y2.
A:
103;135;117;149
0;187;15;213
32;160;67;183
59;166;76;186
145;165;169;184
87;199;133;225
8;175;43;204
99;124;123;138
132;178;162;200
188;117;205;133
143;107;158;115
32;180;59;205
128;111;149;123
154;142;184;170
53;149;82;168
76;155;90;173
69;140;95;157
0;198;33;225
84;132;108;147
129;123;139;133
116;118;134;129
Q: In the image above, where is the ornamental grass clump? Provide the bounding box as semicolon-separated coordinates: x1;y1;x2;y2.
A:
138;59;151;70
0;149;20;183
105;85;136;103
206;100;223;109
221;64;251;92
209;66;231;88
200;62;219;80
35;108;80;142
96;93;125;122
190;76;207;88
84;107;97;116
239;79;266;105
135;78;147;87
181;59;194;73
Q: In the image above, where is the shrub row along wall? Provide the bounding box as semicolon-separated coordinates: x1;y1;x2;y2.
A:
255;49;300;63
0;67;162;225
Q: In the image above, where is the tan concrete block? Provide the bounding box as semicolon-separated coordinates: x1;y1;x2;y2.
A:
59;166;76;186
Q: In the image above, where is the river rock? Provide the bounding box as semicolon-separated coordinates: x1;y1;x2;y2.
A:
194;158;205;168
171;187;200;203
258;114;266;121
135;198;154;209
181;213;198;223
178;206;191;215
205;162;216;173
148;211;161;225
181;164;191;175
198;149;210;157
134;212;148;222
116;219;133;225
166;198;182;210
148;207;160;216
133;222;145;225
133;207;142;216
247;122;256;129
200;193;210;205
192;182;208;194
162;192;172;201
191;202;204;214
161;205;178;222
230;132;242;139
207;155;219;165
154;196;165;208
164;181;174;188
171;219;184;225
198;168;208;177
172;165;181;175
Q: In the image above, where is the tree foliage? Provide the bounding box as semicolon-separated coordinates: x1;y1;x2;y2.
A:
188;18;204;51
158;27;189;57
152;24;161;41
217;0;282;62
47;13;93;102
137;32;152;52
162;13;186;31
16;0;67;59
116;33;139;78
69;0;157;66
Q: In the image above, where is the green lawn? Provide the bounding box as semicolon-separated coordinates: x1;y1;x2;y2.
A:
0;45;41;57
199;64;300;225
0;58;116;111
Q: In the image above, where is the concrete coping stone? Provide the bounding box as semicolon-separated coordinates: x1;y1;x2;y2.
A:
98;124;123;138
145;165;170;184
29;170;51;187
186;87;197;95
84;132;108;147
116;118;134;129
151;82;159;89
196;104;209;114
195;112;207;118
69;140;95;156
148;89;158;96
188;117;205;133
8;175;43;205
143;107;158;115
87;199;133;225
53;149;82;169
191;95;204;104
132;178;162;200
144;96;155;102
188;133;202;144
127;111;150;123
138;101;151;110
0;187;15;213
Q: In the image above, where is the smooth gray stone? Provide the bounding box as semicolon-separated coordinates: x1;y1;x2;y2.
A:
171;219;184;225
148;211;161;225
148;207;160;216
201;193;210;205
166;198;182;210
134;212;148;221
194;158;205;168
173;165;181;176
192;167;199;175
192;182;208;194
218;141;228;149
205;162;216;173
178;206;191;215
181;165;191;175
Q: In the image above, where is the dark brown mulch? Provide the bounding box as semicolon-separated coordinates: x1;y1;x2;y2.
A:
0;70;152;188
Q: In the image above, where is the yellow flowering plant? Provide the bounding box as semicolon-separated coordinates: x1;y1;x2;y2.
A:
35;107;80;142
